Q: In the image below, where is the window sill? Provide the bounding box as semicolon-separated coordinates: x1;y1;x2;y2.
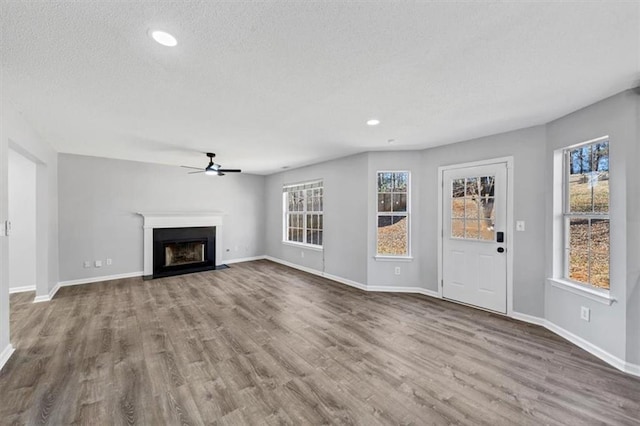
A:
282;241;324;251
547;278;615;306
374;255;413;262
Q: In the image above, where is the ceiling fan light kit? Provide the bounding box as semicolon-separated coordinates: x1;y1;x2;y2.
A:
181;152;242;177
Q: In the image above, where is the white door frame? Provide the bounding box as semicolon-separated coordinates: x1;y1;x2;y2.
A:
437;156;514;316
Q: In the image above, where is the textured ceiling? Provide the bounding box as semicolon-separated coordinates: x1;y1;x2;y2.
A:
1;1;638;174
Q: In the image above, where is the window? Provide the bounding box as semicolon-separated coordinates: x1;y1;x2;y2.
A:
564;139;609;289
377;171;409;256
450;176;495;241
283;180;323;247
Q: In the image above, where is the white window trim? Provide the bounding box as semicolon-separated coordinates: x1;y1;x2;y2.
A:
550;135;612;299
547;278;615;305
375;170;411;258
282;180;323;249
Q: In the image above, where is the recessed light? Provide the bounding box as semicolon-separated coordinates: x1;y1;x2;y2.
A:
366;119;380;126
150;30;177;47
388;139;395;145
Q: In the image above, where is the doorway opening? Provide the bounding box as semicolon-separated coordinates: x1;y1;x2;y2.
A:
8;149;37;294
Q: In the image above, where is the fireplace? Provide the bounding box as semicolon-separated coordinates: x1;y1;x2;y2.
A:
137;212;224;279
152;226;216;278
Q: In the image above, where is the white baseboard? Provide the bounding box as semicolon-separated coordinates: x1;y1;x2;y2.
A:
33;281;61;303
323;272;368;291
58;271;144;288
511;311;546;326
264;256;439;298
225;255;266;265
0;344;15;372
368;285;440;298
511;311;639;378
9;285;36;294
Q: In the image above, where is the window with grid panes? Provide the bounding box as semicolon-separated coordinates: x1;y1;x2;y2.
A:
377;172;409;256
563;139;610;289
283;180;323;247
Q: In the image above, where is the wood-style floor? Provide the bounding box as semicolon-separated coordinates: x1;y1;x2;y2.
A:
1;260;638;425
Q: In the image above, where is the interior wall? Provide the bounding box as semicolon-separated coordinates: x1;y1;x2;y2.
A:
57;154;266;282
8;149;37;290
1;99;59;300
420;126;547;316
545;89;637;362
264;153;369;285
366;151;425;289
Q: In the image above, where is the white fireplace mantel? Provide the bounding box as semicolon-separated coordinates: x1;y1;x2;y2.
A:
137;211;224;277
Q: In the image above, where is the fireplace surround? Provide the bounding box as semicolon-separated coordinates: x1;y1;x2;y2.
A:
137;212;224;279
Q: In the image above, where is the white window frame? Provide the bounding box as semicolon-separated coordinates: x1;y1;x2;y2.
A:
562;137;610;289
375;170;411;259
549;135;614;305
282;180;323;249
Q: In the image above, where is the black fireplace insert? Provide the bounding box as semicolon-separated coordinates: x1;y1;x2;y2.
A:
152;226;216;278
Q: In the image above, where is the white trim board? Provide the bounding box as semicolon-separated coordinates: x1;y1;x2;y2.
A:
264;256;439;297
512;312;640;378
225;255;267;265
9;285;36;294
58;271;144;288
0;344;15;372
33;281;61;303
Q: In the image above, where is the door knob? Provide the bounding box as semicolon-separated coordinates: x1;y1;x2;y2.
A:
497;247;505;253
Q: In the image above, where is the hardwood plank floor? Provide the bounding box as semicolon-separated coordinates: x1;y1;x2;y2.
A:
1;259;638;425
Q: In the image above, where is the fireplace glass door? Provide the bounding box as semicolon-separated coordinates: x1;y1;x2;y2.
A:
164;241;206;267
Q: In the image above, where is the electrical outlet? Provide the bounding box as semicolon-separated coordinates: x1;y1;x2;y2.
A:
301;251;305;258
106;258;112;266
95;260;102;268
83;261;91;268
580;306;590;322
394;267;401;275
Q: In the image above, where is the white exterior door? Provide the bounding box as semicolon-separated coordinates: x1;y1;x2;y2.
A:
442;163;508;313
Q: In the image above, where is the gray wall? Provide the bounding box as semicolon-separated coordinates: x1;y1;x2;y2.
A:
264;126;547;318
58;154;265;282
420;126;547;316
264;153;369;285
546;90;639;362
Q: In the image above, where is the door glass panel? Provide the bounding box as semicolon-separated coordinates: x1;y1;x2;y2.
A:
480;176;495;197
452;199;464;218
480;197;495;221
451;219;465;238
464;220;480;239
464;198;479;218
452;179;465;197
451;175;497;241
465;178;478;196
479;223;494;241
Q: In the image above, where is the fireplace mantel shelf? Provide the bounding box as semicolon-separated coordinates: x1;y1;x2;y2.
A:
137;212;225;277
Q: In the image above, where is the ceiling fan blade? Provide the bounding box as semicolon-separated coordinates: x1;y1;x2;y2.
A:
181;165;203;170
188;170;205;174
217;169;241;173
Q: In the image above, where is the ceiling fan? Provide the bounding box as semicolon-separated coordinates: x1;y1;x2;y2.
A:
181;152;241;176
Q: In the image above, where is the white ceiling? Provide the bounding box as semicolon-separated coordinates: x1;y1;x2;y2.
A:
1;1;638;175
